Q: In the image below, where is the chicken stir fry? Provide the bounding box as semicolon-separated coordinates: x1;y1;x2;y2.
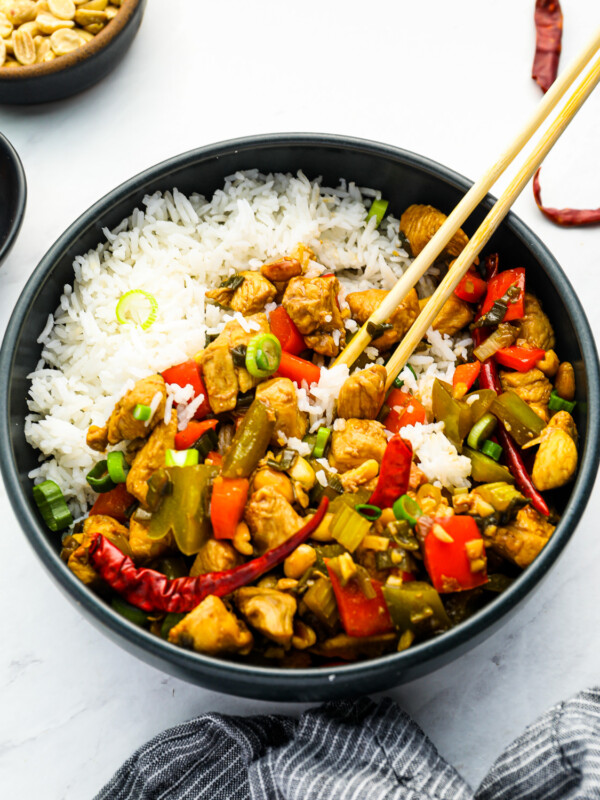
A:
38;201;579;668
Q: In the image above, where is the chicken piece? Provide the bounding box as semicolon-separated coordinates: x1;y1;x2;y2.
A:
500;368;552;422
168;595;253;656
337;365;386;420
67;515;130;586
409;461;428;490
86;425;109;452
516;293;555;351
532;411;578;492
255;377;308;445
201;314;270;412
128;516;173;564
126;411;177;505
282;275;346;357
190;538;243;576
484;506;555;568
346;288;420;350
105;374;166;445
206;271;277;314
329;419;388;471
400;204;470;259
419;293;474;337
234;587;297;647
244;486;303;554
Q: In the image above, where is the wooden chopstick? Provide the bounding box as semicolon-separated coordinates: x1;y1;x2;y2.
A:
383;48;600;390
334;26;600;373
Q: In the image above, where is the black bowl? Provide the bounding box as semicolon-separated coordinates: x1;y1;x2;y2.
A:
1;134;598;701
0;0;146;105
0;131;26;265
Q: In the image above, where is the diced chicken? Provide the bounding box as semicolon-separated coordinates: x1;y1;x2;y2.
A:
337;365;386;420
67;515;129;586
128;516;173;564
400;204;470;259
409;461;428;490
346;288;420;350
532;411;578;492
126;411;177;505
201;314;270;412
419;293;474;337
484;506;555;568
244;486;303;554
516;293;555;351
255;377;308;445
500;368;552;422
234;587;297;647
168;595;253;655
282;275;346;357
104;374;166;444
86;425;109;452
329;419;388;471
206;271;276;314
190;538;243;576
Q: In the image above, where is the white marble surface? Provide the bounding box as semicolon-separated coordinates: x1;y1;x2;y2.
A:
1;1;600;797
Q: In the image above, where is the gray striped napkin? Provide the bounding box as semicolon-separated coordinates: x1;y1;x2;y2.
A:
95;688;600;799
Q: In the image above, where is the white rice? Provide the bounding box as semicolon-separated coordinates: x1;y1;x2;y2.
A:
399;422;472;491
25;170;467;515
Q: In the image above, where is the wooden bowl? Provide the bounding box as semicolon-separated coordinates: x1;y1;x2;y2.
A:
0;0;146;104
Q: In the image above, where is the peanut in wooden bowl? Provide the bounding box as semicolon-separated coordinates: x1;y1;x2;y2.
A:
0;0;146;104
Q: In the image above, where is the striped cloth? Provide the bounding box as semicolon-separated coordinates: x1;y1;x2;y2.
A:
96;689;600;799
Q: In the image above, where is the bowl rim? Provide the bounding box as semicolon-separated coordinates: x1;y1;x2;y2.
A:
0;130;26;265
2;132;599;696
0;0;142;81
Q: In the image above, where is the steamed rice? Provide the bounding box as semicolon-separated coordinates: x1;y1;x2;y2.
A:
25;170;471;515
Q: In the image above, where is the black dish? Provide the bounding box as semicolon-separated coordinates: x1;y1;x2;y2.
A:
0;0;146;105
0;131;26;266
1;133;598;701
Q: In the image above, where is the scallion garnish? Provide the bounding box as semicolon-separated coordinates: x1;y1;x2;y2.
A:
392;494;422;527
165;448;199;467
86;460;116;493
133;403;152;421
481;440;503;461
115;290;158;330
245;333;282;378
32;480;73;532
548;389;576;414
312;426;331;459
107;451;130;484
355;503;382;521
366;198;389;228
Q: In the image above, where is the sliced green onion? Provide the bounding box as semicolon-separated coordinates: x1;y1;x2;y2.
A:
330;503;371;552
312;426;331;459
392;494;422;527
133;403;152;421
393;364;417;389
116;290;158;330
245;333;282;378
32;479;73;532
466;412;497;450
111;597;148;627
266;448;298;472
481;440;503;461
355;503;382;521
165;448;199;467
548;389;576;414
367;321;394;339
86;460;116;493
366;198;389;228
106;451;129;483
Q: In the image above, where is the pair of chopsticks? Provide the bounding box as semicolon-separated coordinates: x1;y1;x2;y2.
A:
334;28;600;390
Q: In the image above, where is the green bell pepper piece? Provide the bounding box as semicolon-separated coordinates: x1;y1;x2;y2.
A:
382;581;451;638
464;446;515;484
490;390;546;447
221;399;275;478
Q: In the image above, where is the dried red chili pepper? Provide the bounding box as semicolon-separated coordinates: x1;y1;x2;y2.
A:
532;0;563;94
533;168;600;226
88;497;329;613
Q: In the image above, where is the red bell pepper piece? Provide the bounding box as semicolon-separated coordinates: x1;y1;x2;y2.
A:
88;498;329;613
276;351;321;387
161;359;210;420
205;451;223;467
454;270;487;303
174;419;218;451
479;268;526;322
495;346;546;373
325;562;394;638
210;476;249;540
368;435;412;509
384;389;427;433
269;306;306;356
89;483;136;523
452;362;481;398
423;515;488;593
